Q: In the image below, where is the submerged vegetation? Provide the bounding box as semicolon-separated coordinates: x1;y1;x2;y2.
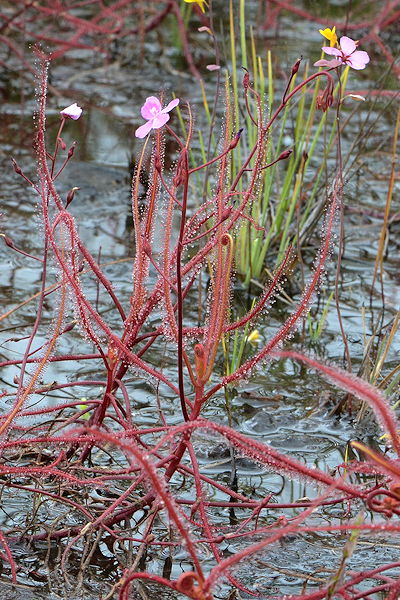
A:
0;1;399;599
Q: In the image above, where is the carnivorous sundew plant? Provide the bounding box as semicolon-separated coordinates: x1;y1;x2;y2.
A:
3;15;400;600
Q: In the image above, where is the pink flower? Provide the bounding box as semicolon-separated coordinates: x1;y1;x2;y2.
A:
314;58;342;69
60;103;83;120
135;96;180;139
322;36;370;70
206;64;221;71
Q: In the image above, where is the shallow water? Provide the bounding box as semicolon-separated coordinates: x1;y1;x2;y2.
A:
0;1;399;598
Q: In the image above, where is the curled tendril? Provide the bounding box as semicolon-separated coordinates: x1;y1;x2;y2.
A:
221;233;233;247
367;488;400;517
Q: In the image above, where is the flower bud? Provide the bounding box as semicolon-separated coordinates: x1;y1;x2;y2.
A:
229;128;243;150
63;321;76;333
67;143;76;159
1;235;14;249
242;67;250;89
278;149;292;161
291;57;302;75
11;158;23;175
66;187;79;208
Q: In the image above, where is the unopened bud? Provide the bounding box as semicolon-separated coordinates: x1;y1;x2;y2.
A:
242;67;250;89
291;57;302;76
1;234;14;249
346;94;365;102
278;149;292;161
229;128;243;150
63;321;76;333
66;187;79;208
58;137;66;151
173;149;188;187
11;158;23;175
317;91;334;112
67;143;76;159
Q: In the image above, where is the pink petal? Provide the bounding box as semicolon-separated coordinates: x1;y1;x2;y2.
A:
339;36;356;56
60;102;83;120
135;120;154;138
314;58;342;68
347;50;370;70
151;113;170;129
206;64;221;71
322;47;341;57
141;97;162;120
161;98;180;114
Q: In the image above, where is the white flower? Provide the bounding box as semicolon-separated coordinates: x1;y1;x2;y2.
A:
60;103;83;120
